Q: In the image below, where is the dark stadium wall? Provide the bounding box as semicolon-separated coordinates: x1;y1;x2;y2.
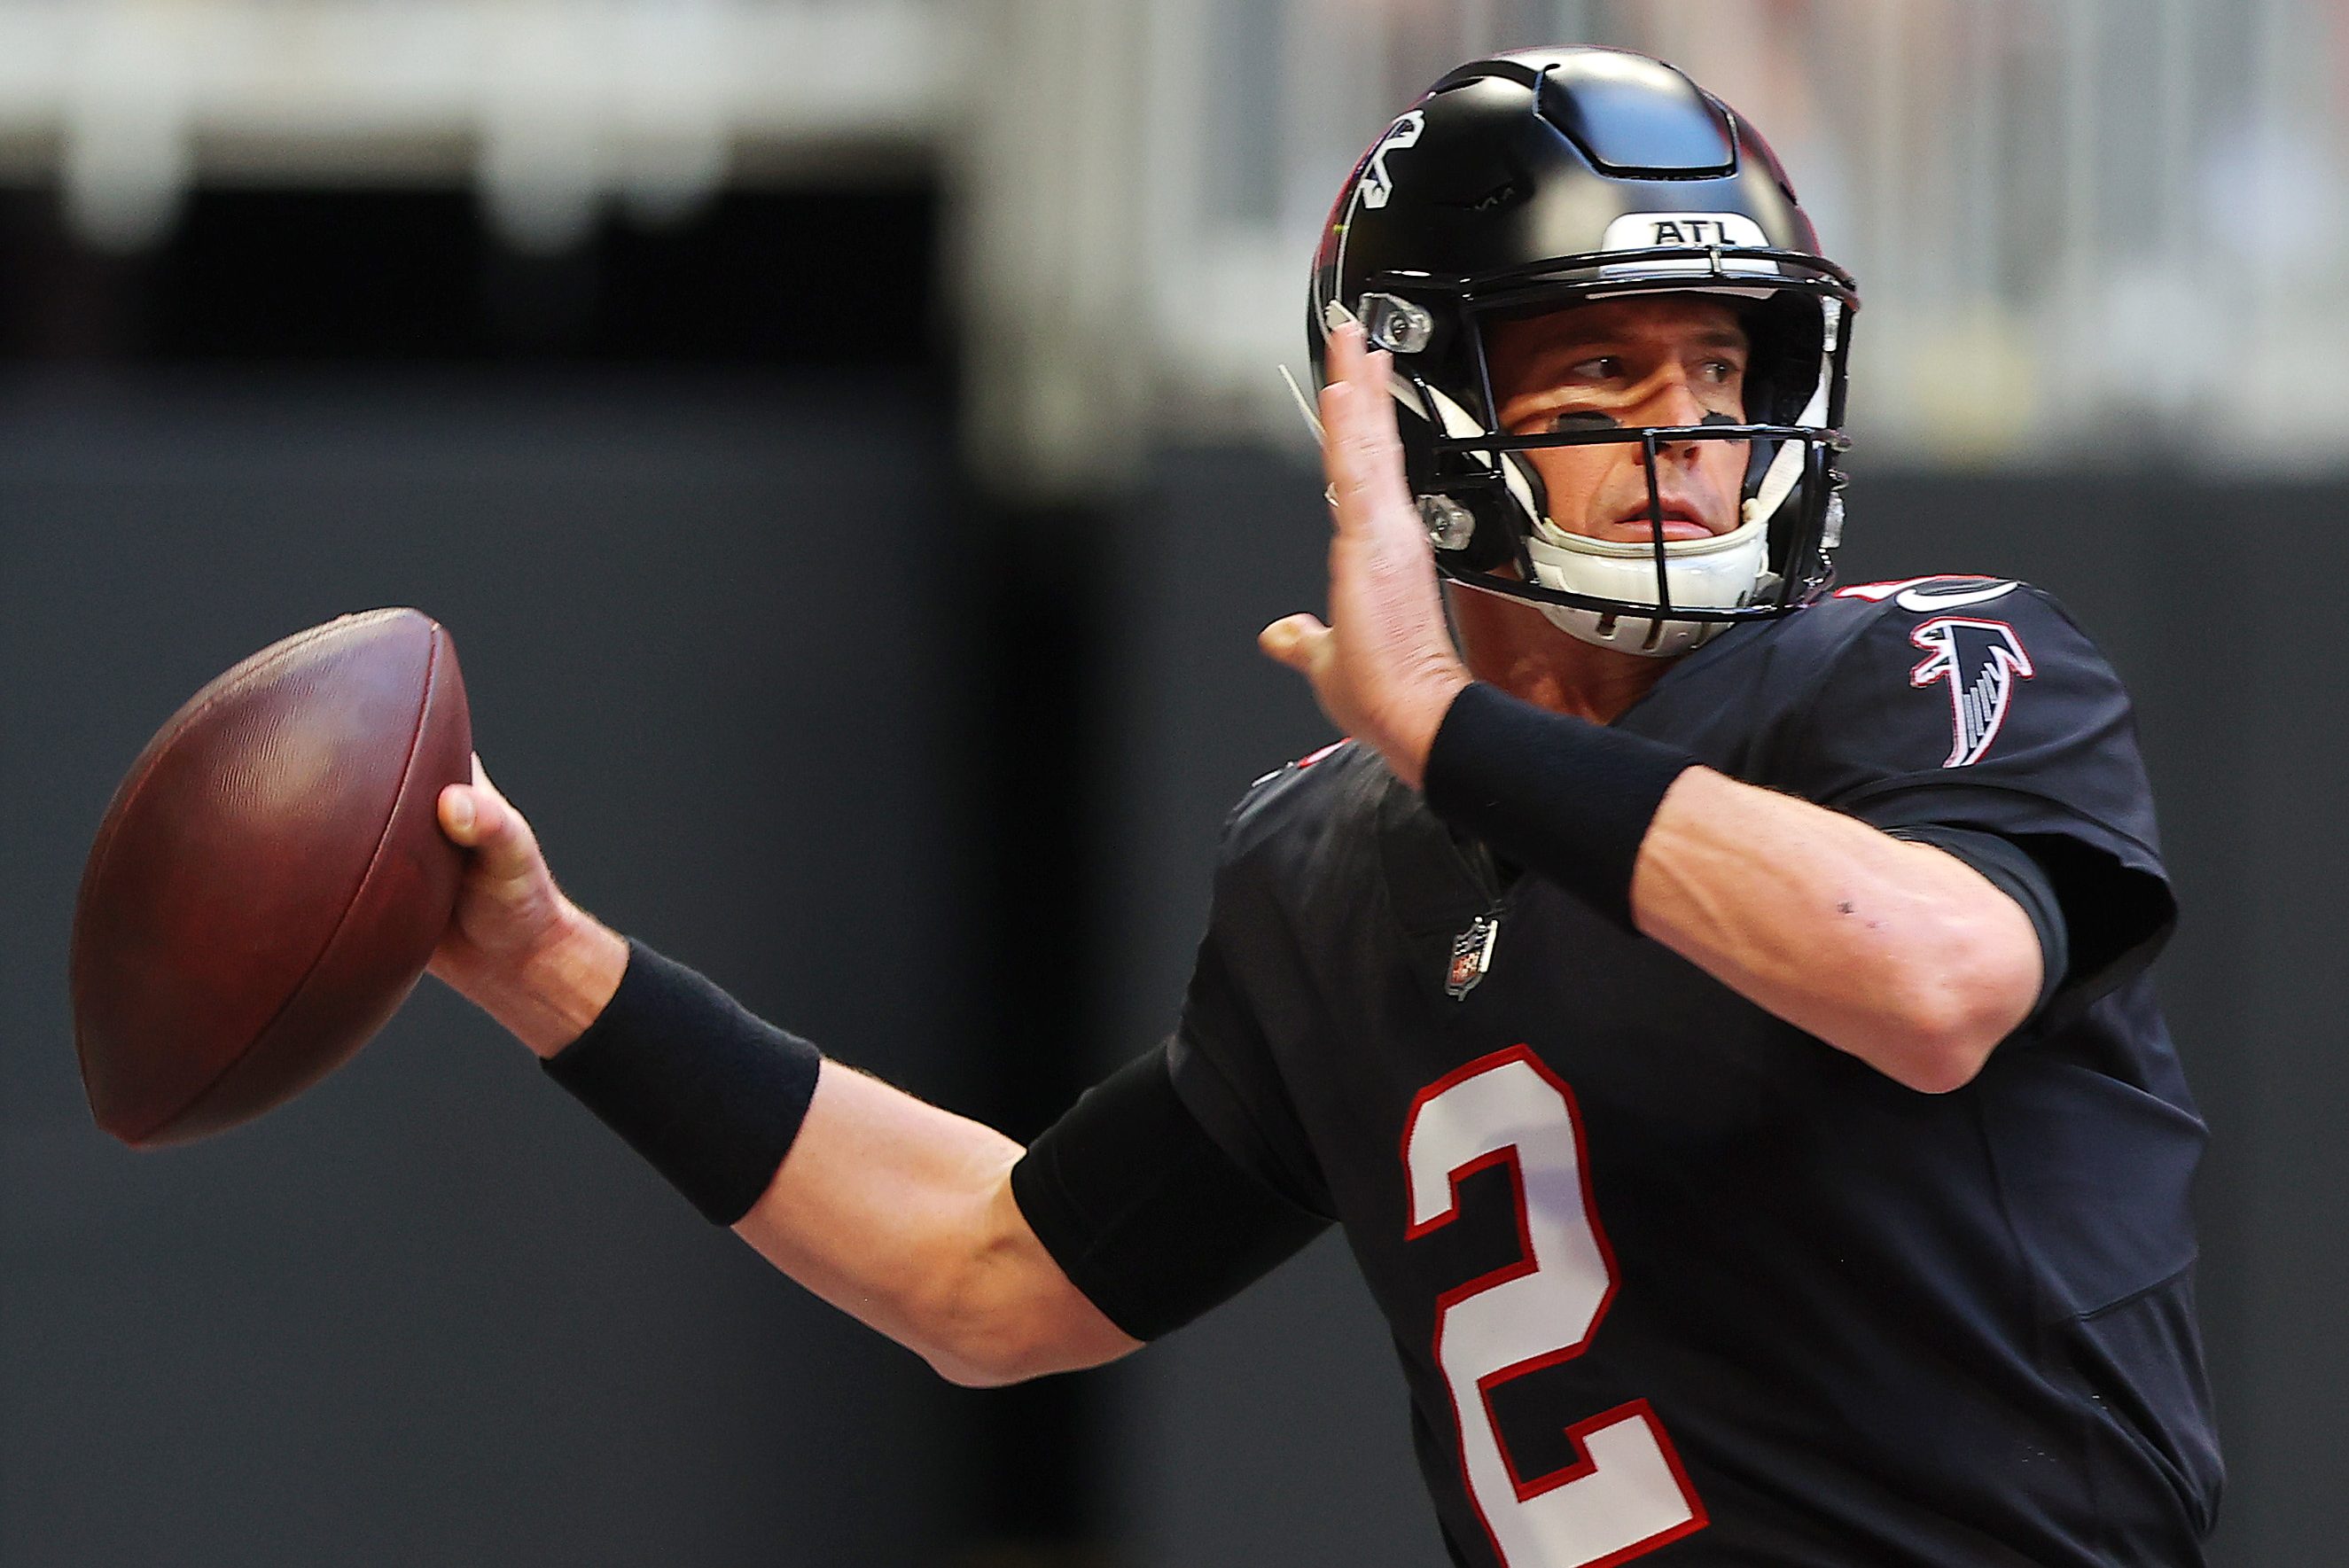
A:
0;376;978;1567
1101;447;2342;1568
0;179;1116;1568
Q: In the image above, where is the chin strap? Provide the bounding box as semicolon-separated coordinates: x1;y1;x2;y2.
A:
1277;363;1325;441
1743;371;1830;529
1743;307;1839;528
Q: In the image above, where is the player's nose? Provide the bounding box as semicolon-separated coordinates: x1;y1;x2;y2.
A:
1631;376;1713;461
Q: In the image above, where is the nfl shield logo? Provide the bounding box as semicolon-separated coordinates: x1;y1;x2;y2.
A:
1446;915;1500;1001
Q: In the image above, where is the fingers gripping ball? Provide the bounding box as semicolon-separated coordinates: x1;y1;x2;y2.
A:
72;609;473;1146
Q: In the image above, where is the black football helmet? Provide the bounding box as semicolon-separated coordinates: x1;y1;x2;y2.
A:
1307;46;1860;656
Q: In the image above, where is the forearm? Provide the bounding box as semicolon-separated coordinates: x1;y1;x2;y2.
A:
733;1064;1141;1386
1630;768;2041;1090
426;773;1135;1385
464;924;1135;1385
1423;683;2041;1092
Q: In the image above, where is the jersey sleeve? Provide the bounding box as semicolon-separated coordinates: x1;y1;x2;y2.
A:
1883;823;2070;1016
1011;770;1349;1338
1777;583;2174;1010
1011;1042;1331;1340
1159;776;1342;1222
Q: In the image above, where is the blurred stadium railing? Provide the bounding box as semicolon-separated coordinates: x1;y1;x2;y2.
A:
0;0;2340;494
0;2;948;252
1118;0;2349;474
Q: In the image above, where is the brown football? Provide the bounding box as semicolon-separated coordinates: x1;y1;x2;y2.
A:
72;608;472;1146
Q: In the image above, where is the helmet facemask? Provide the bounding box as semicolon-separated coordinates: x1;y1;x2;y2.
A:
1344;261;1855;659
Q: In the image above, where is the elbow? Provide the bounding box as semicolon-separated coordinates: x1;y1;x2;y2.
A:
910;1251;1126;1389
927;1353;1028;1391
909;1283;1057;1389
1875;999;2002;1094
925;1319;1121;1390
1877;939;2042;1096
1886;1026;1995;1096
890;1174;1141;1389
921;1322;1059;1389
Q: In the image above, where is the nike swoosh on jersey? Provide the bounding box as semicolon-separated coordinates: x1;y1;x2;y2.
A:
1893;581;2019;612
1835;576;2022;612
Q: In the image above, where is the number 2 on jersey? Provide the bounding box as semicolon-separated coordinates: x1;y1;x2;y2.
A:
1402;1046;1707;1566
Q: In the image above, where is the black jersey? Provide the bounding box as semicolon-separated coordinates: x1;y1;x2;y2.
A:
1164;579;2220;1568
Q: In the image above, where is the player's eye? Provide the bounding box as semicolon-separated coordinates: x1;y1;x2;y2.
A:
1541;409;1622;436
1565;355;1624;382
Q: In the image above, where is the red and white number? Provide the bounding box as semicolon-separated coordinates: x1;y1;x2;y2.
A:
1402;1046;1706;1567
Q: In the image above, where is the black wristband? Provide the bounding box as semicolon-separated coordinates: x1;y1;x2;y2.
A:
542;940;823;1225
1422;682;1697;930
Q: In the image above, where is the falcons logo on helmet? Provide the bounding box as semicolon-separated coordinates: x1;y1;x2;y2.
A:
1359;112;1424;209
1909;617;2035;768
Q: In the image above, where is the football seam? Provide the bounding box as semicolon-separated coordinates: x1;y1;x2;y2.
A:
122;626;445;1143
72;612;411;1110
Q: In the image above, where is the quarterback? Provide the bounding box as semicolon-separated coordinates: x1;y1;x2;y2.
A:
427;47;2220;1566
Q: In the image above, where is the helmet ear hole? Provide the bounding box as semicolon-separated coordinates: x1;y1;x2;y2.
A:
1431;476;1526;573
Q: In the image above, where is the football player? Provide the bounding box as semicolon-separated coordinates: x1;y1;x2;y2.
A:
429;46;2221;1566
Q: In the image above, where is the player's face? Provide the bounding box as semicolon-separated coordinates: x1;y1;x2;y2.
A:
1485;297;1750;543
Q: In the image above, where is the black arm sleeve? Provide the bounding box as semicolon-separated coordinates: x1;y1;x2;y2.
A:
1011;1044;1331;1342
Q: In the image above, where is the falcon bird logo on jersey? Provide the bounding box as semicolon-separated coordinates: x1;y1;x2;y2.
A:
1910;617;2035;768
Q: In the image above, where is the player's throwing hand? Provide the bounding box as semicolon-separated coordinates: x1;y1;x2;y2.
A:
1260;319;1470;789
430;757;627;1057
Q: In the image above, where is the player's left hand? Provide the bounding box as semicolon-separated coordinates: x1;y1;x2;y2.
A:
1260;319;1471;790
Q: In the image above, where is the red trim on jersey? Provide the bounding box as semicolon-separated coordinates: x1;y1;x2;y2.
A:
1294;739;1347;769
1400;1044;1708;1566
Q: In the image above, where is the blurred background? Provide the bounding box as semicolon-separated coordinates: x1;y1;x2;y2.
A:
0;1;2337;1564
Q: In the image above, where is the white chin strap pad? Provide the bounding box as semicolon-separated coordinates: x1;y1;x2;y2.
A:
1523;514;1769;658
1744;371;1831;530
